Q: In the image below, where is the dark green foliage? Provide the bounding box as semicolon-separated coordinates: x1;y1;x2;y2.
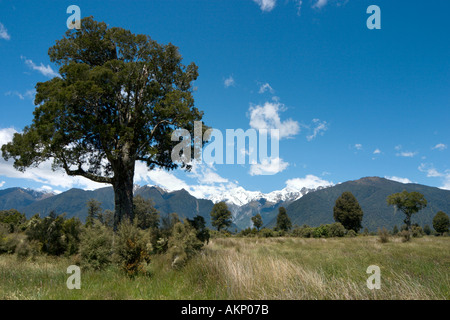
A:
85;199;103;228
239;227;258;237
63;217;83;255
291;225;314;238
102;209;115;229
1;17;207;229
187;215;210;244
251;214;263;231
423;224;432;235
211;202;232;231
363;228;369;236
259;228;275;238
432;211;449;235
133;195;160;230
333;191;364;232
392;225;399;235
276;207;292;232
0;209;26;233
327;222;346;237
79;221;113;270
387;191;427;230
284;177;450;231
25;211;67;256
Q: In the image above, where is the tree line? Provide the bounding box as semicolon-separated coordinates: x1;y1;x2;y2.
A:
210;190;450;239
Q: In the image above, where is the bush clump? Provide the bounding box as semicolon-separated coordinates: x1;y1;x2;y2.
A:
378;227;390;243
346;229;357;237
79;221;113;271
167;219;204;269
114;220;153;277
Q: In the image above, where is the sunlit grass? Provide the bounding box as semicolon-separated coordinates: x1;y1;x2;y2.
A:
0;236;448;300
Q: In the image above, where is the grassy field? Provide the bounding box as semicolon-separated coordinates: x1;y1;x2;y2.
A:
0;236;448;300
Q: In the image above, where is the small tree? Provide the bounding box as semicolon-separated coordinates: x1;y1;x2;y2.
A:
210;202;232;232
276;207;292;232
251;213;263;231
333;191;364;232
187;215;210;244
387;191;427;231
432;211;449;235
86;199;103;228
133;195;160;230
423;224;432;236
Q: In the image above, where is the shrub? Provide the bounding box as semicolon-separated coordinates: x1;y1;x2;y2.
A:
392;225;399;235
79;222;113;271
15;239;41;261
259;228;274;238
239;227;258;237
362;228;369;236
25;212;67;256
313;225;329;238
411;225;424;238
292;225;314;238
328;223;346;237
346;229;357;237
399;230;411;242
0;232;21;254
114;220;153;276
378;227;390;243
167;219;203;269
423;225;432;236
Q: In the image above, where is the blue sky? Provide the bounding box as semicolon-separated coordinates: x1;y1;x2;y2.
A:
0;0;449;197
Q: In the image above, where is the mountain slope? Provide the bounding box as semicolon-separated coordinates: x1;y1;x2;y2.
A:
279;177;450;231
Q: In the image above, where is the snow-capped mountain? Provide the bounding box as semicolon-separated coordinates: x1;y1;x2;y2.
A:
206;185;327;207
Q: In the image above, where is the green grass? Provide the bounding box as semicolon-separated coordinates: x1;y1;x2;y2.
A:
0;236;448;300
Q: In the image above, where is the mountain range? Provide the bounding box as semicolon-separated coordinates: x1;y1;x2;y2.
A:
0;177;449;231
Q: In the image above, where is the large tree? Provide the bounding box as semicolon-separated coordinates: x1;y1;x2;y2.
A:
386;190;427;231
1;18;206;229
333;191;364;232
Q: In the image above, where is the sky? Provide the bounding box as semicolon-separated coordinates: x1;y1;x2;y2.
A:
0;0;449;198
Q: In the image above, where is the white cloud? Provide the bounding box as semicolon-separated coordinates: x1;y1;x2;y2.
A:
396;151;417;158
0;128;109;191
258;83;274;94
285;174;333;190
295;0;303;16
385;176;412;184
21;56;59;78
249;157;289;176
312;0;328;9
0;23;10;40
373;148;381;154
249;101;300;139
432;143;447;151
253;0;277;12
354;144;363;150
5;89;35;102
306;119;328;141
0;181;5;188
418;163;450;190
224;75;235;88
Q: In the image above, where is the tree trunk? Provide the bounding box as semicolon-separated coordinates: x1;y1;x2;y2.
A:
112;159;135;231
